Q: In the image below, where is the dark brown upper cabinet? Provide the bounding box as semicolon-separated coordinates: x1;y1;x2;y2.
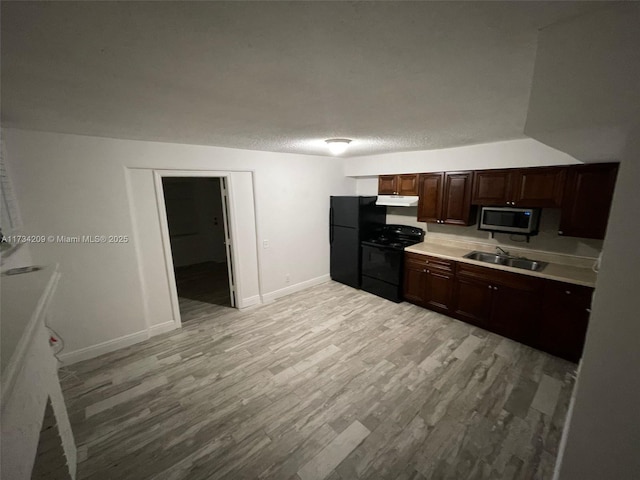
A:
513;167;566;207
378;174;419;196
471;169;513;206
559;163;619;240
472;167;566;207
417;171;475;225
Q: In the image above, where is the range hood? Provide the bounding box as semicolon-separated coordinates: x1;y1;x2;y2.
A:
375;195;419;207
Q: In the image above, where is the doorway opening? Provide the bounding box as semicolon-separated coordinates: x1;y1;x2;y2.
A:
162;177;236;322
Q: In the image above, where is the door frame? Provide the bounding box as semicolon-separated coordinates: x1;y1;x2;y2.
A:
153;170;240;328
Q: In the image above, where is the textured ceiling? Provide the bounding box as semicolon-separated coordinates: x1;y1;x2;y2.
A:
1;1;610;157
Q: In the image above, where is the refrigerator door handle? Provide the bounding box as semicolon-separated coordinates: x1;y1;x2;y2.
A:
329;207;334;243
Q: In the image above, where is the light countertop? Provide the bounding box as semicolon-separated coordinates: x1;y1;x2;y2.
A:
1;265;59;379
405;240;597;288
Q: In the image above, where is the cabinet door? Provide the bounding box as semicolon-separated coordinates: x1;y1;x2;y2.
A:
441;171;474;225
512;167;566;207
417;173;443;223
378;175;398;195
559;163;618;239
424;268;454;313
471;170;513;205
538;281;593;362
489;284;539;344
403;261;428;306
453;276;492;328
397;174;419;196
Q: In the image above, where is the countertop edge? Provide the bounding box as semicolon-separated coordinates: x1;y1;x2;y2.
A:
405;245;596;288
1;268;61;407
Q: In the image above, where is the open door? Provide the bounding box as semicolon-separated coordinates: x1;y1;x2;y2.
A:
220;177;236;307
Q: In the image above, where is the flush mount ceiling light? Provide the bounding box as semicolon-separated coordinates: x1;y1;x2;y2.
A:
325;138;352;155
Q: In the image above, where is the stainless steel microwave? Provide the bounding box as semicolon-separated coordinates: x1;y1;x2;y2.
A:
479;207;540;235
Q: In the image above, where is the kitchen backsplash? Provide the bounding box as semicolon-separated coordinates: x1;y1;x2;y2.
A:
386;206;603;259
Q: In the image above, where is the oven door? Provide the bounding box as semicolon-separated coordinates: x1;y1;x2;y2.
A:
361;244;403;285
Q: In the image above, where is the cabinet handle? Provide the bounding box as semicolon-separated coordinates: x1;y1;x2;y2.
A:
558;230;564;235
586;308;591;313
494;286;498;290
425;260;429;264
423;269;427;273
488;285;492;289
565;290;571;295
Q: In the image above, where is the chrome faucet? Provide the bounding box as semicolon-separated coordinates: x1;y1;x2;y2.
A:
496;246;510;256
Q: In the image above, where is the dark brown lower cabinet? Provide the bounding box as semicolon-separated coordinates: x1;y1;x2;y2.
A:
404;253;591;363
452;275;492;329
403;258;428;305
404;253;455;314
454;263;542;344
489;282;540;344
537;280;593;362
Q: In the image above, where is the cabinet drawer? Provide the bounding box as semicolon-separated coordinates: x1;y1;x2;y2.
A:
457;262;543;292
405;252;454;272
543;280;593;309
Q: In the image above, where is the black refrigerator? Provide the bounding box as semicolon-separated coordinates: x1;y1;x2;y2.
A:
330;196;386;288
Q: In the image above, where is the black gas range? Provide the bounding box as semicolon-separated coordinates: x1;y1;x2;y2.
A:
361;225;425;302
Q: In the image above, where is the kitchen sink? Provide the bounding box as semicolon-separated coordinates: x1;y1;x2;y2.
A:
463;251;547;272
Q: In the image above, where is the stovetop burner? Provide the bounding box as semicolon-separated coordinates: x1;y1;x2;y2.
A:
362;224;425;250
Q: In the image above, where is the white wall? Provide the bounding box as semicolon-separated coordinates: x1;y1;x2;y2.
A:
521;6;640;477
553;126;640;480
128;168;260;335
4;129;355;362
344;138;579;177
525;3;640;163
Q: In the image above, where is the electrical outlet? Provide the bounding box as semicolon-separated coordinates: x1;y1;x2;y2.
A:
263;239;269;249
285;274;290;284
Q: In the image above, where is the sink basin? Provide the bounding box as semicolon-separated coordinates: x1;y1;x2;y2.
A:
464;251;508;264
503;258;547;271
463;251;547;272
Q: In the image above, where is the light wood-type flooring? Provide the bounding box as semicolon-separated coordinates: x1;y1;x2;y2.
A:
61;281;577;480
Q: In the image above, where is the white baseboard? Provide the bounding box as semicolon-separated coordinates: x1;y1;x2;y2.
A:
58;276;331;365
261;274;331;304
148;321;178;337
239;295;262;310
58;330;148;365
